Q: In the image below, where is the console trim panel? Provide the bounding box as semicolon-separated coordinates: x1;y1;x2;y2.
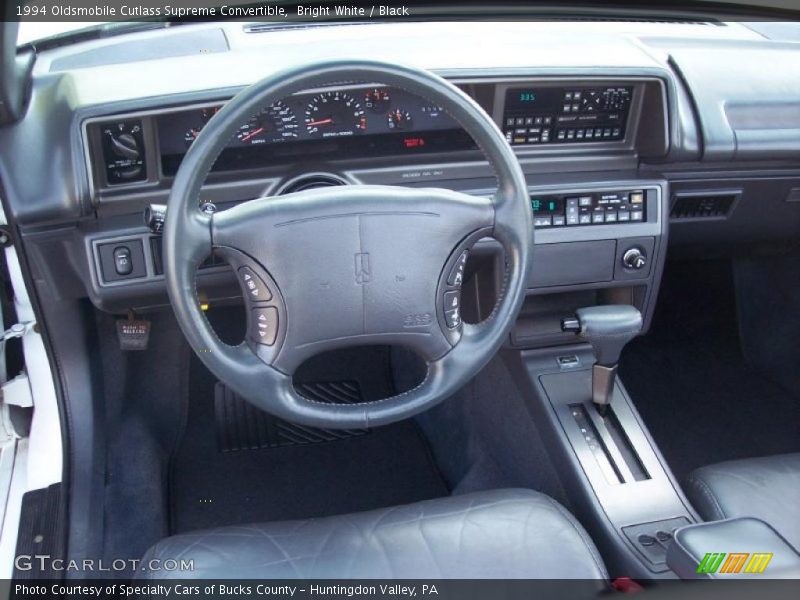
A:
507;347;701;578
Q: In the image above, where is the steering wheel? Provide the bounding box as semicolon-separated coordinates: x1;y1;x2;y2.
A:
164;60;533;429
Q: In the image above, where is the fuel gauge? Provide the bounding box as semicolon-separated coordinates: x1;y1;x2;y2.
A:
184;106;221;147
364;88;391;112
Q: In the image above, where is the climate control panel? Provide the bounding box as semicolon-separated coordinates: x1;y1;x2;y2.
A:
531;189;646;228
502;85;633;146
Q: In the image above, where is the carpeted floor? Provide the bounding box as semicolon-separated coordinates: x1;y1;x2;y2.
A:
169;345;448;534
620;260;800;484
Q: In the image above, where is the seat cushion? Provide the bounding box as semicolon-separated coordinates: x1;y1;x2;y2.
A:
140;488;607;579
685;453;800;551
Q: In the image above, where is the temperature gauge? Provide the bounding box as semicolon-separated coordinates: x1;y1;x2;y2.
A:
387;109;412;130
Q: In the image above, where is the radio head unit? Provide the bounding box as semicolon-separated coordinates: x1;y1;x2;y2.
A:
502;85;633;146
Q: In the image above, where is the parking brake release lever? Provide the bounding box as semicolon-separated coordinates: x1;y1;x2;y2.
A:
561;305;642;415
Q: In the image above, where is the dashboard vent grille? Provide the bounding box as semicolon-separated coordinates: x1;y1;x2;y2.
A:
244;22;380;34
541;18;723;25
670;193;738;220
243;20;723;36
243;20;723;34
278;174;348;194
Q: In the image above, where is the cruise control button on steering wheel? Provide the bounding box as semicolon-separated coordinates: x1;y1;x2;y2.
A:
447;250;469;286
238;266;272;302
443;291;462;329
251;307;278;346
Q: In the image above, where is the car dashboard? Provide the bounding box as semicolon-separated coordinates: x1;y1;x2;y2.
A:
1;19;799;350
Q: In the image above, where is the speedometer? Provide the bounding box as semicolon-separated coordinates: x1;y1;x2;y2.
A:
304;92;367;137
236;101;298;145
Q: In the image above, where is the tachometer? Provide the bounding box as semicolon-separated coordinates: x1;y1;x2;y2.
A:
304;91;367;137
236;101;298;145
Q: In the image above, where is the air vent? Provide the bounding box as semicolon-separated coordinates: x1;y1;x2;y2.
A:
278;174;348;195
670;192;739;220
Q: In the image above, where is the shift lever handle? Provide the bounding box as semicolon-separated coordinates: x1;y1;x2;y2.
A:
561;305;642;413
570;305;642;366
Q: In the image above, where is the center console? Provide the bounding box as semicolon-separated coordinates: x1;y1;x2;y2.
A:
482;177;688;579
464;180;667;353
507;350;698;578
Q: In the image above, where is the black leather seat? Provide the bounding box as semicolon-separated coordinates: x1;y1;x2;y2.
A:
685;453;800;551
140;488;607;579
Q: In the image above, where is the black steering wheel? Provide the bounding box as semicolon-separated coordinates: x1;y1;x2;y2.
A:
164;60;533;429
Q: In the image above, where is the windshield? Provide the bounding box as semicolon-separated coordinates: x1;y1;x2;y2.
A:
13;0;800;47
17;21;104;45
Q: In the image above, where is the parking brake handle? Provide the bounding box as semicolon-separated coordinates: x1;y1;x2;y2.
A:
561;305;642;414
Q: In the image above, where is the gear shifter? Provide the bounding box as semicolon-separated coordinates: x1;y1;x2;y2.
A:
561;305;642;415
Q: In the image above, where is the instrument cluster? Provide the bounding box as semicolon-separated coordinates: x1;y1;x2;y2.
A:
159;86;455;153
147;85;468;177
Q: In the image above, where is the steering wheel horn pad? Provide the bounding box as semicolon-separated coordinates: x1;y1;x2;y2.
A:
213;185;494;373
164;60;533;429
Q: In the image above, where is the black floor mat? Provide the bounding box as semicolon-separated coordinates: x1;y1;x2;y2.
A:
620;260;800;484
170;354;448;534
215;381;367;452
